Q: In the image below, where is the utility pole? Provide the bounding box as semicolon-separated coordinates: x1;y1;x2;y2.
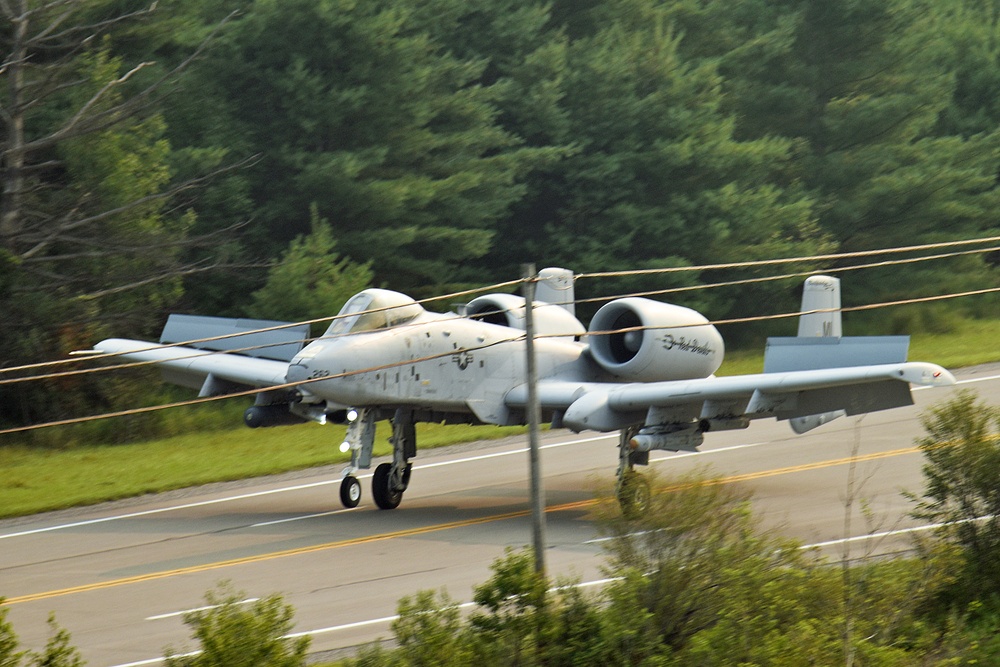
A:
522;263;546;574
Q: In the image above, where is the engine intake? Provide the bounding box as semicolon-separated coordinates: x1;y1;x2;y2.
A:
588;298;724;382
465;294;585;338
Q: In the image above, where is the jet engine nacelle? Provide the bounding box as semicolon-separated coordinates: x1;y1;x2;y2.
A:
587;298;724;382
465;293;586;338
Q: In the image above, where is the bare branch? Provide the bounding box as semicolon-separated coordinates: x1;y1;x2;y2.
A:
27;2;82;46
36;60;154;147
0;0;16;20
75;260;223;301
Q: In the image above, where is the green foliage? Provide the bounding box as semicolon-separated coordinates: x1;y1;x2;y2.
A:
0;607;25;667
186;0;555;294
0;608;84;667
391;590;467;666
0;35;193;431
165;582;309;667
467;549;550;664
910;391;1000;604
336;473;972;666
247;205;373;332
720;0;1000;305
596;471;819;657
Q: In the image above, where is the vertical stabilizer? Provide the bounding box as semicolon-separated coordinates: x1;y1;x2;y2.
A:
797;275;842;338
536;267;576;316
791;275;844;433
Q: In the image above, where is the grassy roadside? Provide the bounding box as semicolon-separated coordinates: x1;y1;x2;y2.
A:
1;318;997;520
0;421;529;519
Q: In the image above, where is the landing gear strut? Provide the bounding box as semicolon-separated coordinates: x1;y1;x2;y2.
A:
338;408;375;509
616;425;650;518
372;409;415;510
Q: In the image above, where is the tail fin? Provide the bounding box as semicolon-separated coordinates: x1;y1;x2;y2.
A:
797;275;842;338
765;274;909;375
535;267;576;316
774;275;899;434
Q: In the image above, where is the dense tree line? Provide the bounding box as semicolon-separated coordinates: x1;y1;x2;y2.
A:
2;0;999;430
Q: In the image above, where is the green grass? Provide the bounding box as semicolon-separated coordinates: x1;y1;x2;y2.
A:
1;317;996;520
0;421;527;519
908;318;1000;370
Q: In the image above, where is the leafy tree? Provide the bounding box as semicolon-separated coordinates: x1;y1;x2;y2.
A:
724;0;1000;307
390;589;468;666
500;0;830;319
190;0;558;296
165;583;309;667
246;205;373;333
596;470;817;655
933;0;1000;138
0;606;84;667
466;548;550;665
910;390;1000;605
0;1;233;431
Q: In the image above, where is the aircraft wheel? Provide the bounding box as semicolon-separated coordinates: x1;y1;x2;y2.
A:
617;471;650;519
372;463;403;510
340;475;361;508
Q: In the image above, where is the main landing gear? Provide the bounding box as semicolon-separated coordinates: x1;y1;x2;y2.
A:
616;426;650;518
338;408;415;510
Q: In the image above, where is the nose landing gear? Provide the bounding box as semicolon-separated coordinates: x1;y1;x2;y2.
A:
337;408;416;510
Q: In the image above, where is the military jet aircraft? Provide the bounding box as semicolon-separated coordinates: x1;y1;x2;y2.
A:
94;269;955;511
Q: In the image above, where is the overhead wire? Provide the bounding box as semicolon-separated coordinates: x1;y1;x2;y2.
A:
573;234;1000;280
3;240;998;390
0;277;524;378
2;238;998;391
2;234;997;435
569;244;1000;307
3;234;998;381
2;282;997;437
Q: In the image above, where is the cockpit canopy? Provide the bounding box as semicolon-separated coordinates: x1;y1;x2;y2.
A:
324;289;425;337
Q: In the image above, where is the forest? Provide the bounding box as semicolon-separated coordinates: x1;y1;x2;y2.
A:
2;0;1000;430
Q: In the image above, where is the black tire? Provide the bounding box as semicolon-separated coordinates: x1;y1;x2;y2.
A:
340;475;361;508
617;471;650;519
372;463;403;510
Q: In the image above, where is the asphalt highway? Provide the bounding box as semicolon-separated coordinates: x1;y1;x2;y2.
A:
2;363;998;666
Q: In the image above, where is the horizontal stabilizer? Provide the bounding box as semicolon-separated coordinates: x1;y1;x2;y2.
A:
764;336;910;373
160;314;309;363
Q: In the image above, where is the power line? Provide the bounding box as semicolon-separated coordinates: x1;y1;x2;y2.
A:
0;278;523;378
2;244;998;389
574;235;1000;280
571;244;1000;307
2;283;996;437
4;236;998;386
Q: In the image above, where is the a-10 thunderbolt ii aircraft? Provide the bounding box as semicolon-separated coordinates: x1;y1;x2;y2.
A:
94;268;955;511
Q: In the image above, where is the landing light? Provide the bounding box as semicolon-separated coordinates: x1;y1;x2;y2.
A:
339;441;351;453
347;409;359;422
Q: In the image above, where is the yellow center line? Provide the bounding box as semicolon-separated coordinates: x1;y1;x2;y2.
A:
2;444;922;607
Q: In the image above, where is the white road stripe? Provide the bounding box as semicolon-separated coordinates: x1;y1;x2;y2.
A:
0;435;609;540
112;579;621;667
145;598;260;621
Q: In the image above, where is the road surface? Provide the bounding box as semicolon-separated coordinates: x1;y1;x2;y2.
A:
1;364;998;666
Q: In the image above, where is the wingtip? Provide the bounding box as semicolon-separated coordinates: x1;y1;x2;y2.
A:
900;363;956;386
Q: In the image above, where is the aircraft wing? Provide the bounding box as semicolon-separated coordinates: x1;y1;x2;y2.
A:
94;338;290;396
506;361;955;434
